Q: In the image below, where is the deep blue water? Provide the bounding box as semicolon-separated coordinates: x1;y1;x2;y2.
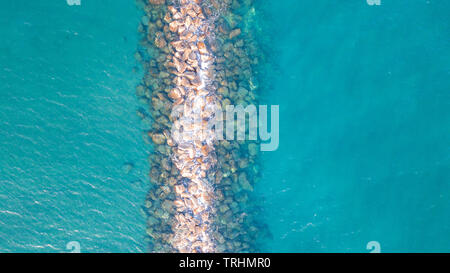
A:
0;0;448;253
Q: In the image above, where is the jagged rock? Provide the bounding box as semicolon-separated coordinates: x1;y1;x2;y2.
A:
149;0;165;5
150;133;166;145
229;28;241;39
155;32;167;48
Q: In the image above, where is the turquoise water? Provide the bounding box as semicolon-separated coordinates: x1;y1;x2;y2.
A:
256;0;450;252
0;0;449;253
0;1;147;252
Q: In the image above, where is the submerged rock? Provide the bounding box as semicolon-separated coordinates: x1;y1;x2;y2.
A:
229;28;241;39
122;162;134;174
248;143;258;156
238;172;253;191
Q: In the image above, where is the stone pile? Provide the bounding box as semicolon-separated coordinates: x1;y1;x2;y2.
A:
135;0;265;253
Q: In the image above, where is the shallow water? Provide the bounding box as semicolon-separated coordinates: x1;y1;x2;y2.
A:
0;0;448;253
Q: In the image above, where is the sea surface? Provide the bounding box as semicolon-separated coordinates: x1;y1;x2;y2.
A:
0;0;449;252
0;0;148;252
255;0;450;252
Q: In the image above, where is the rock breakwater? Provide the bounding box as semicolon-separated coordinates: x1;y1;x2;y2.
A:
135;0;266;253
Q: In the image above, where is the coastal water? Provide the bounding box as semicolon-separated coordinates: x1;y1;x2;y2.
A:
0;0;448;253
255;0;450;252
0;0;147;252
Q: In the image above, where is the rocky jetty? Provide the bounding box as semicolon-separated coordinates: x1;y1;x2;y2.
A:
135;0;265;253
